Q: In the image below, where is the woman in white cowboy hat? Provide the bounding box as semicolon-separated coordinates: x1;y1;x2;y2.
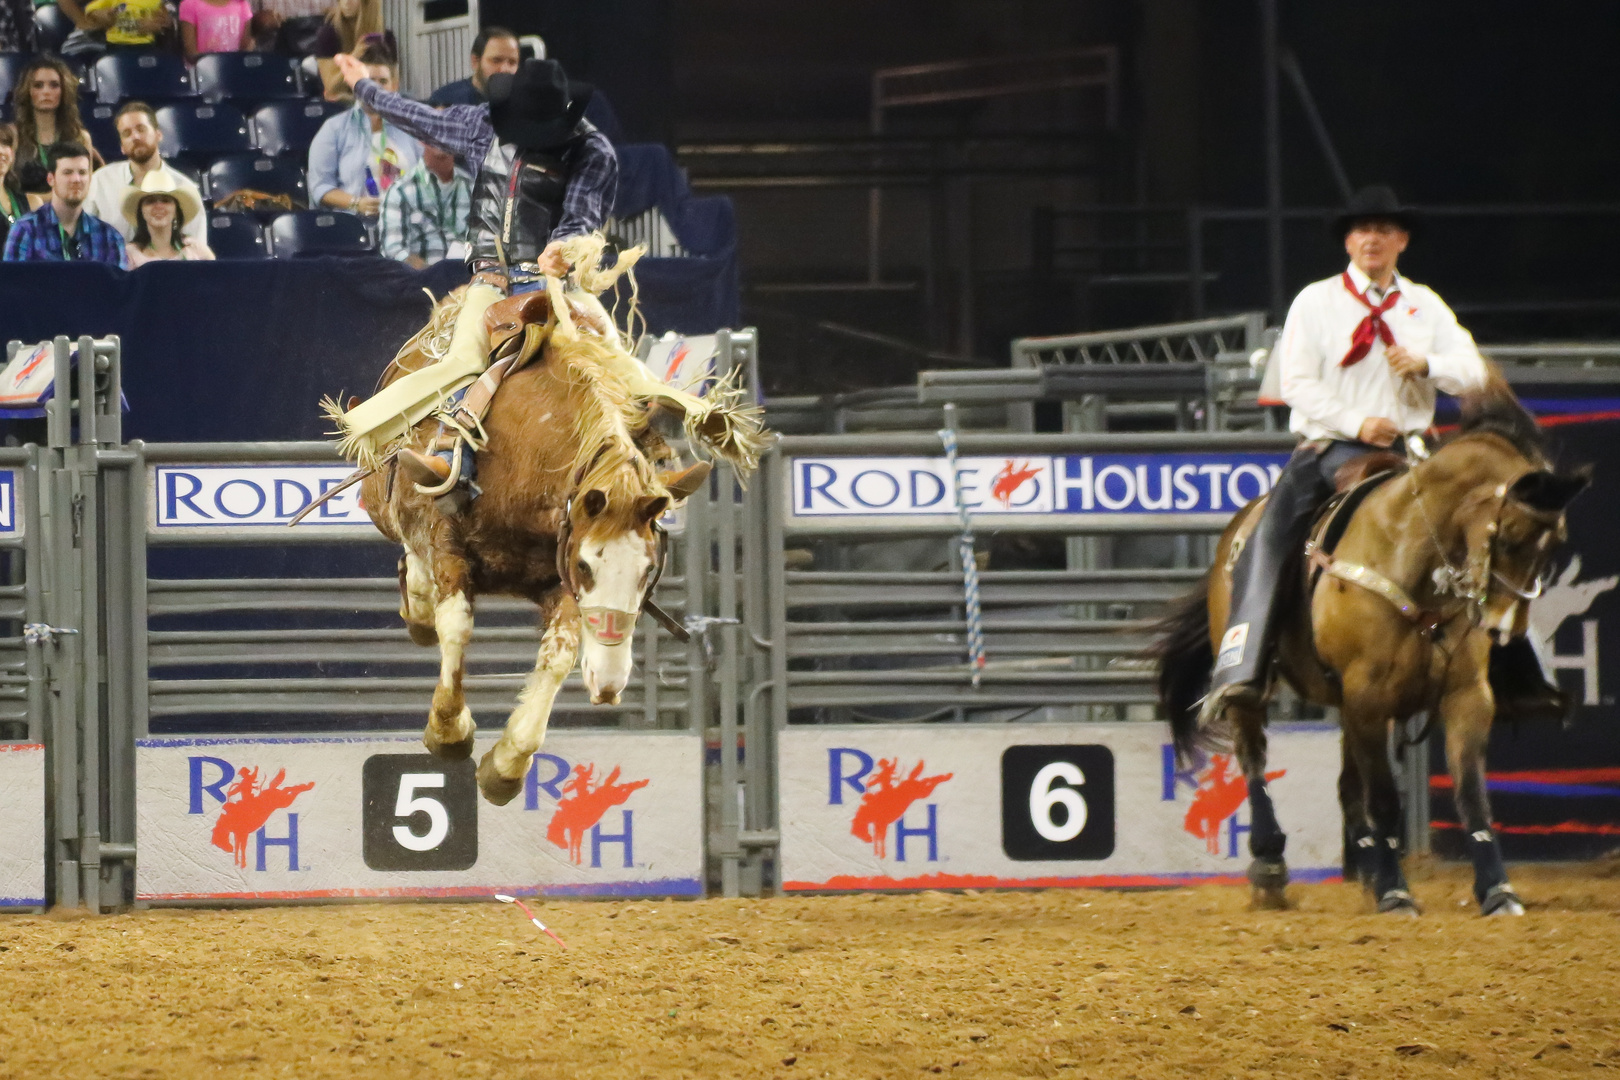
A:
122;171;214;268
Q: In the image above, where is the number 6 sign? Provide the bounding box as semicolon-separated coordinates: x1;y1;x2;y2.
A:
1000;745;1115;861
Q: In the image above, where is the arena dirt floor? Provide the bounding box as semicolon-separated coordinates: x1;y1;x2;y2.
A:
2;860;1618;1079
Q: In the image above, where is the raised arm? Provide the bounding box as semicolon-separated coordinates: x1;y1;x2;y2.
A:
334;54;491;164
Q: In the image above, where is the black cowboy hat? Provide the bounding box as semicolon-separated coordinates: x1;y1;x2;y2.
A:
486;58;594;151
1332;185;1421;240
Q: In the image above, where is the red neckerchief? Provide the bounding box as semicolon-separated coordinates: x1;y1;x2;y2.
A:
1340;270;1401;366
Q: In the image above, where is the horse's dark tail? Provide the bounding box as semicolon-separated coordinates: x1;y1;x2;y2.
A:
1145;573;1213;764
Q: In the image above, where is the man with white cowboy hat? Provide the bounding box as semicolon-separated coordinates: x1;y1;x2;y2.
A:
83;101;207;245
1200;184;1490;727
120;169;213;266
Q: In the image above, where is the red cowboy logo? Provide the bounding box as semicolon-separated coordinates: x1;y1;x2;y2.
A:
990;460;1042;508
850;758;953;857
546;763;650;864
1182;754;1283;855
210;767;315;868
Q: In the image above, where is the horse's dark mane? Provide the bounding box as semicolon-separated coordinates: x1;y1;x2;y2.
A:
1447;375;1546;463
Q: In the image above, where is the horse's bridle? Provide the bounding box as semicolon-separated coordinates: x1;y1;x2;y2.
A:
556;495;690;645
1413;472;1556;626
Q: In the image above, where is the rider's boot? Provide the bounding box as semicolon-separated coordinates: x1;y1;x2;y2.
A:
1198;445;1339;728
398;447;453;489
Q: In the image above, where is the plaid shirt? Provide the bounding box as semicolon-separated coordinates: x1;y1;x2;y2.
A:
378;161;472;264
353;78;616;242
1;202;129;268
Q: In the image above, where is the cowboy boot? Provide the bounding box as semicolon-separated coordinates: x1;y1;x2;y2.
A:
398;447;453;489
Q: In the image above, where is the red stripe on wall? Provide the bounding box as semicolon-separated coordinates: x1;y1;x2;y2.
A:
1430;820;1620;836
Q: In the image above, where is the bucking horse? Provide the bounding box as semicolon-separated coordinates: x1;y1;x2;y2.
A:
1153;376;1589;916
325;241;766;805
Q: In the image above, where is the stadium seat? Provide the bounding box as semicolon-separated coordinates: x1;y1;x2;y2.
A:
82;103;121;164
205;212;270;259
194;53;302;108
32;5;74;53
92;51;195;105
0;53;28;102
205;152;307;208
155;102;251;166
268;210;374;258
251;99;345;159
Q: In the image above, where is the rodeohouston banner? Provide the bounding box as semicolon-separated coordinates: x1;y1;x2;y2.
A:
135;732;702;901
0;744;45;908
789;453;1290;519
778;723;1342;891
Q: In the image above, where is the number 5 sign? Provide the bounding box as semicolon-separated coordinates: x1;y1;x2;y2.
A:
362;755;479;871
1000;745;1116;861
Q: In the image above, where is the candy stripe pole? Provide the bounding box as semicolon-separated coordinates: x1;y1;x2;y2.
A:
939;405;985;688
494;894;569;948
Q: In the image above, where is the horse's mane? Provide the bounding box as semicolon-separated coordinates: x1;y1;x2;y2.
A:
1446;367;1546;464
551;331;668;506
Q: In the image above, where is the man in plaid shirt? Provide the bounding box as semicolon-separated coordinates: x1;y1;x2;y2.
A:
2;143;128;268
379;143;472;269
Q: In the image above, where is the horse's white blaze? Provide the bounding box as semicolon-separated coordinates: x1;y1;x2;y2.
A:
577;532;653;704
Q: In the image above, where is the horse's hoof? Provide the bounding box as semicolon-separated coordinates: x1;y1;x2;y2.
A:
1376;889;1421;916
1481;885;1525;917
1247;859;1290;910
423;727;475;761
477;749;524;806
407;621;438;647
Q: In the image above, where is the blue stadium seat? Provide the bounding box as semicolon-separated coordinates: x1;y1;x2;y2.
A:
194;53;302;108
92;51;195;106
205;212;269;259
32;5;74;54
0;53;29;102
155;102;251;166
82;102;121;164
205;152;307;207
250;99;345;159
268;210;374;258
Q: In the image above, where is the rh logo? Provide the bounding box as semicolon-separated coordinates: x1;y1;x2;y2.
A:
1162;747;1282;857
525;756;650;868
829;750;952;861
189;758;315;870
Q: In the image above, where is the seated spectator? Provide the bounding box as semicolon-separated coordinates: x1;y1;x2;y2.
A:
49;0;109;59
427;26;519;106
180;0;254;59
307;42;418;218
10;58;104;194
83;102;208;245
0;123;28;250
0;0;35;51
123;171;214;265
251;0;331;56
379;142;468;268
312;0;392;102
2;142;128;266
83;0;176;52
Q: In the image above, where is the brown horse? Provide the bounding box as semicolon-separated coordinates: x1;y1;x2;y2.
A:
1153;380;1589;916
356;285;756;805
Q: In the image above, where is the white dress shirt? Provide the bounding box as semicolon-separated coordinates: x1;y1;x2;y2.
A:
82;161;207;245
1274;263;1488;441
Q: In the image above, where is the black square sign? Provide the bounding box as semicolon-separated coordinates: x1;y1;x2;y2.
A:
362;754;479;871
1001;745;1115;861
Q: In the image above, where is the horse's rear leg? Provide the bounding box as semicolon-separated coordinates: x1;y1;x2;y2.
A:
1232;706;1289;909
1342;706;1418;915
1338;739;1375;887
423;552;476;761
1444;683;1523;916
398;549;438;646
476;592;581;805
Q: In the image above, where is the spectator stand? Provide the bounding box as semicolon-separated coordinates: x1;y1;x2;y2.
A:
92;52;195;106
31;5;74;54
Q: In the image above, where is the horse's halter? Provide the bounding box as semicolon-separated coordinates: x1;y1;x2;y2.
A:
1411;471;1557;628
555;494;686;646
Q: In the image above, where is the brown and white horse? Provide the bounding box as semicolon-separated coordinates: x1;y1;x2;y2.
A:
1153;379;1589;916
358;288;731;805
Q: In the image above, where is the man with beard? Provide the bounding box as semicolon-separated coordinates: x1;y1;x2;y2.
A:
83;102;207;244
2;142;127;265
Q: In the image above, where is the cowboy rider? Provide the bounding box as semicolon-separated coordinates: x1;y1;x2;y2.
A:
326;51;619;494
1200;185;1490;724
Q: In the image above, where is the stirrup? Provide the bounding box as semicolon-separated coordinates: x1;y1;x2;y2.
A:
412;440;464;498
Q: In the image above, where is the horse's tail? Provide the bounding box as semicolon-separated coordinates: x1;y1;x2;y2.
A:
1144;573;1214;764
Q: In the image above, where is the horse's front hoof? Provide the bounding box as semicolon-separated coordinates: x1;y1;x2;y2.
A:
407;621;439;647
423;727;475;761
1247;858;1290;910
1481;885;1525;917
477;749;524;806
1376;889;1421;916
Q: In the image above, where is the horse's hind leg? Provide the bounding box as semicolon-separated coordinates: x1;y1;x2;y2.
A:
1338;738;1376;888
476;591;581;805
422;551;477;761
1342;701;1418;915
1232;706;1289;909
1444;682;1524;916
398;548;438;646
